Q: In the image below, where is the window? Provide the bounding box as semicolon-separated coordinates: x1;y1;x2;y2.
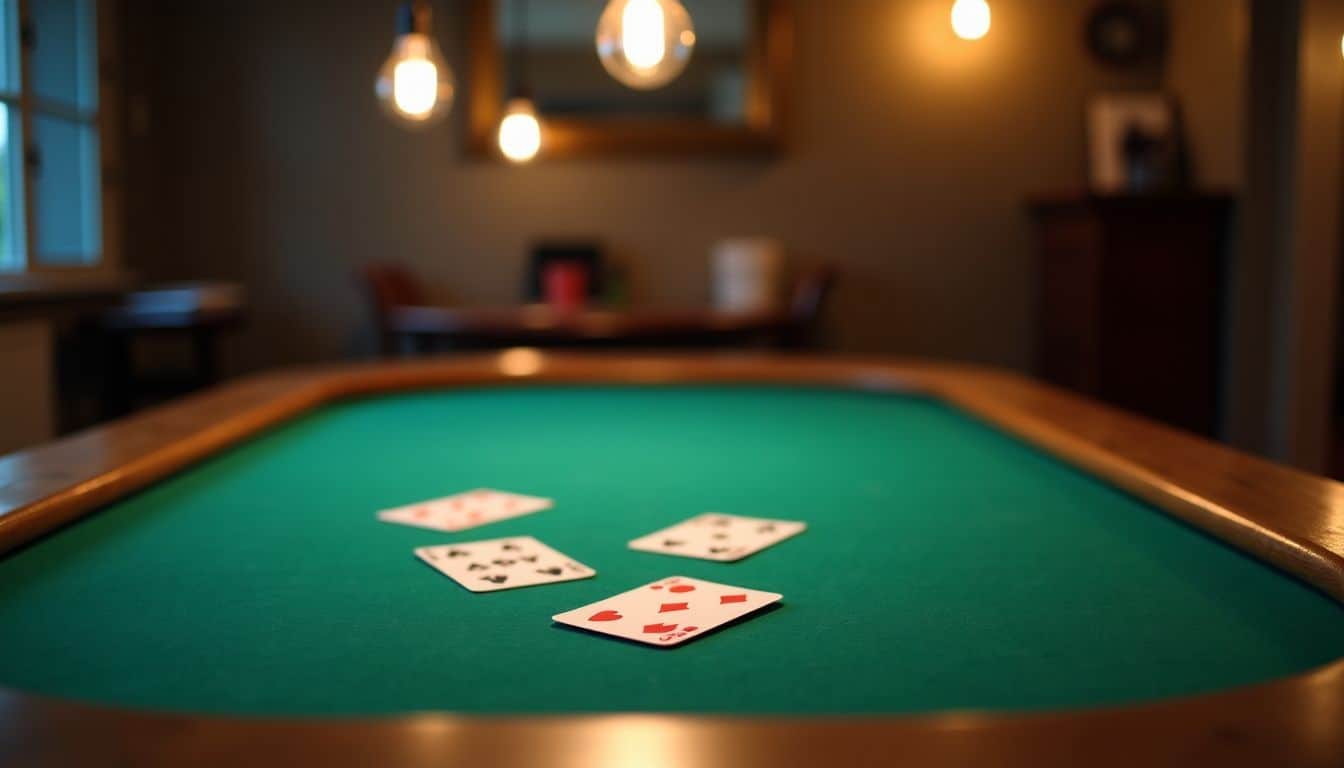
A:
0;0;103;274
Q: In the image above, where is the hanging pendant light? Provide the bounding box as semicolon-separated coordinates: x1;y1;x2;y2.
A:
497;0;542;162
595;0;695;90
375;1;455;127
950;0;991;41
499;98;542;163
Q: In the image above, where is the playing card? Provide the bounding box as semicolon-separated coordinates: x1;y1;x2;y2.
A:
627;513;806;562
378;489;552;532
415;536;595;592
552;575;782;647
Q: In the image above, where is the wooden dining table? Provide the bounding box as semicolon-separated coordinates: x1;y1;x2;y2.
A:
380;304;804;354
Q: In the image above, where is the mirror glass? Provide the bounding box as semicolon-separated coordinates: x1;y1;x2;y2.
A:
496;0;752;124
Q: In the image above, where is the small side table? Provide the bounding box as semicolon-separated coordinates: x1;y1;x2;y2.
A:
99;298;244;419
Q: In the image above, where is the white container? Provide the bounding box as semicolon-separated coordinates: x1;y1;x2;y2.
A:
711;238;785;313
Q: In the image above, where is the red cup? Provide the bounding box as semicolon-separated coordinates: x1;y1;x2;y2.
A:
544;262;588;312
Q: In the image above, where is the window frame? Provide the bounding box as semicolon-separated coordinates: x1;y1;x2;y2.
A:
0;0;119;281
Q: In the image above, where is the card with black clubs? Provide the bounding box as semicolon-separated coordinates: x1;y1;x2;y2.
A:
627;514;807;562
415;537;595;593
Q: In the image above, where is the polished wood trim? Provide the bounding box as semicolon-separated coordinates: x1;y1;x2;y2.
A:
464;0;792;159
0;369;324;554
4;663;1344;768
940;373;1344;602
3;354;1344;766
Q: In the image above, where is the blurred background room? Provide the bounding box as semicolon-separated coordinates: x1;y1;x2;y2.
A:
2;0;1343;479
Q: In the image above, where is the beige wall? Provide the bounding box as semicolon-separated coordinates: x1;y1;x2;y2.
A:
1165;0;1247;189
1285;0;1344;470
126;0;1168;373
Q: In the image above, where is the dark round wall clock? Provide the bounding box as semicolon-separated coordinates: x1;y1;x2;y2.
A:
1085;1;1167;69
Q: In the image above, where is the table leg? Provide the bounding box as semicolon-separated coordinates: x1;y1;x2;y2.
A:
192;328;221;388
98;331;134;420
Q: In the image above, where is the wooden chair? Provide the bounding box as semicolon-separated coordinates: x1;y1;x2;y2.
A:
356;264;427;357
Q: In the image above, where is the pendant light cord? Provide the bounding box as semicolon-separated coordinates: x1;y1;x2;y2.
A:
411;0;431;35
513;0;531;100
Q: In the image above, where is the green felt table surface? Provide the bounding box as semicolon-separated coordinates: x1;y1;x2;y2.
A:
3;385;1344;717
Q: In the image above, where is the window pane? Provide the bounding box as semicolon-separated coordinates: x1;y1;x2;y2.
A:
32;0;96;110
0;104;23;270
33;114;99;265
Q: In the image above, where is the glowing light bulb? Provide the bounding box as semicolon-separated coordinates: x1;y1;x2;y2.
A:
951;0;991;41
392;53;438;116
375;4;454;127
498;99;542;163
622;0;666;70
595;0;694;90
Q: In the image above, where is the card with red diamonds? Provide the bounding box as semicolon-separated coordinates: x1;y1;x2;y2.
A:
551;576;782;647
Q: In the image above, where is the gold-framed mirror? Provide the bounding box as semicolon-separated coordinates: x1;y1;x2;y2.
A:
466;0;791;159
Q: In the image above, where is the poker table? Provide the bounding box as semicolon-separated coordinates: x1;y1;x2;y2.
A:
2;354;1344;767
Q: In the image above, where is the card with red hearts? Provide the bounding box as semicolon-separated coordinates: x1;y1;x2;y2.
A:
551;576;782;647
377;489;552;533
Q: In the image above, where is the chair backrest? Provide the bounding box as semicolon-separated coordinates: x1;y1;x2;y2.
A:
357;264;425;319
524;242;606;303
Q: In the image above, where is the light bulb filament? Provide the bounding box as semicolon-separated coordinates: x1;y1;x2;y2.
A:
621;0;667;70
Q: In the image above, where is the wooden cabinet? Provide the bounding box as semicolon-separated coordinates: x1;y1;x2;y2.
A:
1028;194;1234;437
